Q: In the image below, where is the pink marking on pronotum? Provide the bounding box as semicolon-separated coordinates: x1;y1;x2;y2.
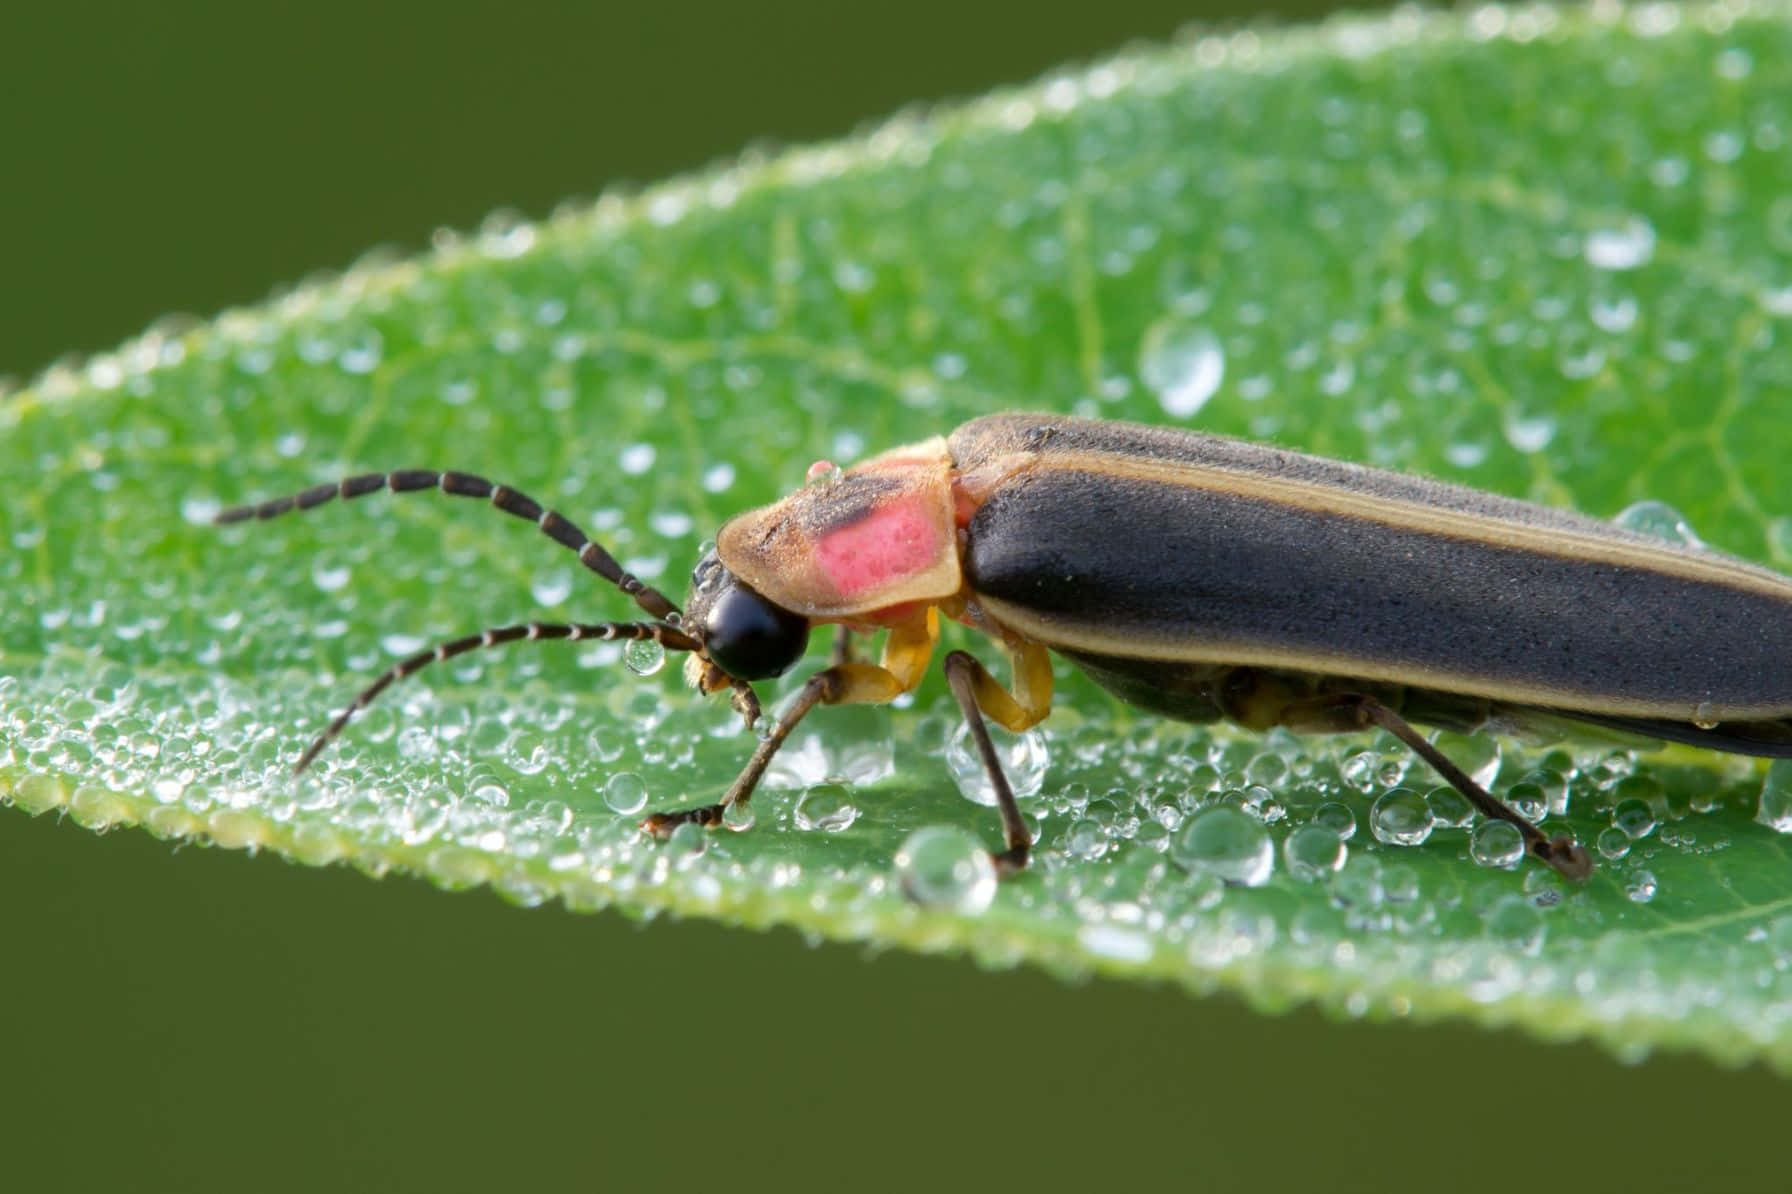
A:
813;495;942;600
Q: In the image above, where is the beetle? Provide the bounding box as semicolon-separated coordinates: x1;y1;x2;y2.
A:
214;412;1792;882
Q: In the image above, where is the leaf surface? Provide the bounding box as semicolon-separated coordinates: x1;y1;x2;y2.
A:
8;2;1792;1068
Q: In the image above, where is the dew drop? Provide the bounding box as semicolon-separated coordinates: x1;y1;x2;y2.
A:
619;444;656;476
1596;826;1632;860
1425;785;1476;829
180;495;222;525
1502;411;1557;454
310;562;351;593
623;638;666;676
603;771;648;815
1169;806;1273;886
1138;318;1225;418
1626;869;1659;903
794;782;859;832
1614;500;1704;549
701;462;736;493
1584;217;1657;271
1590;294;1639;333
337;328;384;374
531;570;574;606
1428;732;1501;790
1504;781;1548;823
946;723;1048;807
1370;788;1433;847
1313;801;1357;840
1756;759;1792;832
893;825;997;913
1612;796;1658;840
1486;895;1547;954
1470;820;1525;869
1064;817;1110;861
1284;823;1346;881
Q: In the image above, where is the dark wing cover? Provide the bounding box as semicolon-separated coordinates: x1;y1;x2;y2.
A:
959;452;1792;718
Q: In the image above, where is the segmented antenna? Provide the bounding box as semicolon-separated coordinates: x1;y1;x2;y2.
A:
294;620;701;774
213;469;680;620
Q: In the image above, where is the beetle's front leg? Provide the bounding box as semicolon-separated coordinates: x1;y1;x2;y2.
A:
941;639;1054;874
641;611;938;840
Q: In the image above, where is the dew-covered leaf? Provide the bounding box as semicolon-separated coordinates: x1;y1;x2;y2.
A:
9;3;1792;1069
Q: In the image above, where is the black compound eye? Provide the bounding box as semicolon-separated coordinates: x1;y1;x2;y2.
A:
702;583;809;681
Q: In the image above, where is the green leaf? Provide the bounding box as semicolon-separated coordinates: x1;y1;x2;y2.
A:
8;2;1792;1069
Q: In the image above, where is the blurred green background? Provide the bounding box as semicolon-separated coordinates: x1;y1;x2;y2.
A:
5;3;1785;1191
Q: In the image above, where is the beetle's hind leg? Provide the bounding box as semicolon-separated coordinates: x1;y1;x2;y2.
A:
1295;693;1592;881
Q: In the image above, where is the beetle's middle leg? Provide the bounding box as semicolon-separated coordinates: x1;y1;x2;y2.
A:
1287;692;1592;882
941;639;1054;873
642;612;938;839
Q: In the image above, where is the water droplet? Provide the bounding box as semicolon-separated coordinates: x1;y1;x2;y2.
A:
603;771;648;815
310;562;350;593
833;261;874;293
1590;294;1639;333
1756;759;1792;832
1313;801;1356;840
619;444;656;476
1595;825;1632;860
381;633;427;657
893;825;996;913
531;570;574;606
805;459;844;486
1585;217;1656;270
1470;820;1524;869
1428;732;1501;790
1620;505;1708;558
1064;817;1109;861
1504;781;1548;823
623;638;666;676
337;328;384;374
180;495;222;525
1486;895;1547;954
1612;796;1658;840
1370;789;1433;847
1502;411;1557;454
794;782;859;832
666;821;708;857
1284;824;1346;881
1170;806;1273;886
946;723;1049;807
1625;869;1659;903
1425;785;1476;829
1138;318;1225;418
701;463;736;493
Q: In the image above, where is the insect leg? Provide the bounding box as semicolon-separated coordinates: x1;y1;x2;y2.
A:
1329;694;1592;881
829;625;855;667
295;621;698;773
642;611;939;839
942;651;1035;873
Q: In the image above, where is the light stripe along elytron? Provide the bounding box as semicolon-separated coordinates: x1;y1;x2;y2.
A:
214;414;1792;882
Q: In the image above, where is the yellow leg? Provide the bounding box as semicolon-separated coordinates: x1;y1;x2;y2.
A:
954;637;1054;731
822;606;939;706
